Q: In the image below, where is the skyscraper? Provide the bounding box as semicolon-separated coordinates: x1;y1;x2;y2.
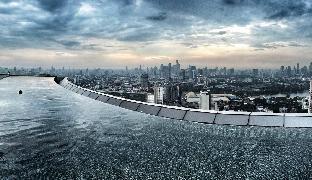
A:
154;87;164;104
168;63;172;81
286;66;292;76
309;80;312;113
173;60;181;75
228;68;235;76
280;65;285;76
176;60;180;72
140;73;149;89
252;69;259;77
200;91;210;110
160;64;164;78
188;65;196;81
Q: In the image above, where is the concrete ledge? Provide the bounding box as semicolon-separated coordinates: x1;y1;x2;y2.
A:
284;114;312;128
68;86;75;91
59;81;66;87
67;84;74;90
72;87;80;93
71;85;78;90
215;112;250;126
57;78;312;128
120;100;141;111
82;90;91;97
77;88;85;95
158;107;188;120
71;87;79;93
107;97;123;106
64;84;70;89
137;104;162;116
97;94;110;103
88;92;100;100
63;82;71;88
249;112;284;127
55;77;65;84
184;110;217;123
62;81;69;86
66;85;73;90
74;88;81;93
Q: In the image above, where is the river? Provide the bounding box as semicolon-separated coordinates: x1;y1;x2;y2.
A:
264;91;309;98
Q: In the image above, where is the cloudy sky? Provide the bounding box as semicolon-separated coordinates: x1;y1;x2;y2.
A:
0;0;312;69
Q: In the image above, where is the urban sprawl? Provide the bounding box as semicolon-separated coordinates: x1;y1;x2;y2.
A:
2;61;312;113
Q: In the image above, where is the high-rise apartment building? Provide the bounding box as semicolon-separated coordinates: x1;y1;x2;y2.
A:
154;87;164;104
199;91;210;110
309;80;312;113
140;73;149;89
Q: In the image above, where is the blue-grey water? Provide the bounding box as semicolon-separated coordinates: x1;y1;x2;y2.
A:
1;77;312;179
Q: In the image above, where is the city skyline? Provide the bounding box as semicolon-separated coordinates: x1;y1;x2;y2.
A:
1;0;312;68
2;60;312;72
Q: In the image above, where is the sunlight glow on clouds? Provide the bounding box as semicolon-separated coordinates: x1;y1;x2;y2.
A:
0;0;311;68
77;3;95;16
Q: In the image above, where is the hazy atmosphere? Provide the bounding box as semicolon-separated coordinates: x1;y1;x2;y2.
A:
2;1;312;179
1;0;312;68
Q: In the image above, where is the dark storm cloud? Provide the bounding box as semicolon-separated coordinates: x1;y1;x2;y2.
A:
118;31;160;42
0;0;312;50
57;40;81;48
223;0;245;5
0;0;80;49
266;1;310;19
36;0;70;12
114;0;136;6
34;0;78;31
148;0;312;23
146;0;259;25
146;12;167;21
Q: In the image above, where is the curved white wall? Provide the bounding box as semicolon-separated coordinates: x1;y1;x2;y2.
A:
58;78;312;128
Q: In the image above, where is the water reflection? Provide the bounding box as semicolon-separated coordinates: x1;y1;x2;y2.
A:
1;77;312;179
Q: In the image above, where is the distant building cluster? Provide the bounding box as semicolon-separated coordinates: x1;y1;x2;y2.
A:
280;62;312;77
1;60;312;113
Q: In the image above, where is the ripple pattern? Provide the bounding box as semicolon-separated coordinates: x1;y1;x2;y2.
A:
1;77;312;179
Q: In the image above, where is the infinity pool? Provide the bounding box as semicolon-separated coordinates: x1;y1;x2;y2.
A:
1;77;312;179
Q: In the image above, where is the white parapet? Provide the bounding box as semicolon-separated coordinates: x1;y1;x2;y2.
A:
158;106;189;120
184;109;218;124
58;78;312;128
284;113;312;128
214;111;250;126
120;99;141;111
249;112;284;127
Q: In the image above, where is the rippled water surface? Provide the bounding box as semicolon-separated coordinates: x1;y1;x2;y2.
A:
1;77;312;179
